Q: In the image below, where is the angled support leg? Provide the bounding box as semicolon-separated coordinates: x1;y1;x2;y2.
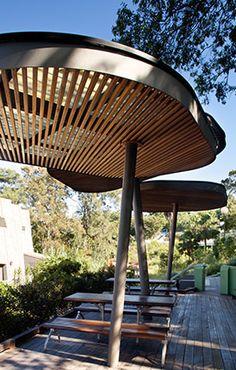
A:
161;338;168;367
44;328;60;351
75;310;85;319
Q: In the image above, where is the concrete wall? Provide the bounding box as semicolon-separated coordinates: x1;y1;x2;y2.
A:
0;197;42;283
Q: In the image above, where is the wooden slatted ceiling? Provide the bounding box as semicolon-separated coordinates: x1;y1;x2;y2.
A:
0;67;215;179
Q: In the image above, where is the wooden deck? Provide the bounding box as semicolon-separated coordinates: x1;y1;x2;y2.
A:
1;277;236;369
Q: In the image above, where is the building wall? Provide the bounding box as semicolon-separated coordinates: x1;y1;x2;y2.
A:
0;197;36;282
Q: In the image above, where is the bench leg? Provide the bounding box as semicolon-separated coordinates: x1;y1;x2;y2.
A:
97;303;106;341
151;286;156;295
75;310;85;319
167;317;171;328
44;328;60;351
55;330;61;342
161;338;168;367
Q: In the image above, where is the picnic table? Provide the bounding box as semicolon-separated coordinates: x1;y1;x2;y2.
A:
41;292;175;365
106;277;176;295
64;292;175;323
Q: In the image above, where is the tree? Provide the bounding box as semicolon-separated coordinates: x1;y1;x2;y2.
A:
143;213;168;239
0;166;83;254
76;192;119;265
112;0;236;103
177;211;220;260
0;166;121;265
221;170;236;253
0;168;27;205
222;170;236;195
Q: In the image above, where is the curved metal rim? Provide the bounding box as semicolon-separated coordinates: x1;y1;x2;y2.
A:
0;32;219;110
0;31;225;157
0;31;204;91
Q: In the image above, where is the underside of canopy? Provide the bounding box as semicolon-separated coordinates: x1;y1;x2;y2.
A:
48;168;122;192
140;180;227;212
0;32;225;180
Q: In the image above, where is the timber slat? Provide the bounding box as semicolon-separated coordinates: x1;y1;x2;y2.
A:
0;65;216;179
41;317;169;342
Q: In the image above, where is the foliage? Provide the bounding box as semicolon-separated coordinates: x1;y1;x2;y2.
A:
143;213;168;239
113;0;236;103
172;168;236;271
22;167;80;253
213;235;236;261
225;196;236;232
0;166;83;254
76;192;119;266
129;212;168;245
214;171;236;261
222;170;236;195
0;282;27;342
144;239;188;277
227;257;236;266
0;256;114;342
0;167;119;264
0;168;27;204
206;262;222;276
197;253;221;275
177;211;220;260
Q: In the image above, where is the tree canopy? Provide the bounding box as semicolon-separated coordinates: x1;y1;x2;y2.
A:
0;167;81;254
1;166;236;272
112;0;236;103
0;167;120;265
177;211;220;259
222;170;236;195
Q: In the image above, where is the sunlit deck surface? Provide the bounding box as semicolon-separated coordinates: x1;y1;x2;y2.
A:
1;277;236;369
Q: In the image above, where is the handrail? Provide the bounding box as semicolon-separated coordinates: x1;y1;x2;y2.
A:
171;263;196;281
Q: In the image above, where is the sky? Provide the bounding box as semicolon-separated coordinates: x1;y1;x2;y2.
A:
0;0;235;183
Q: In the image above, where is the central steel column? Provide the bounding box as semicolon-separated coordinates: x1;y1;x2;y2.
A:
108;142;137;368
133;179;150;295
167;202;178;280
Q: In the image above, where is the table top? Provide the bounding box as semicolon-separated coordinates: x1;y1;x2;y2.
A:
64;292;175;307
106;278;176;285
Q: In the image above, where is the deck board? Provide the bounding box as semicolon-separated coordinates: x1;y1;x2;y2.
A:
1;277;236;369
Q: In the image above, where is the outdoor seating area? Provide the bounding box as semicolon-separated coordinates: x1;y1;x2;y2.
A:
0;31;230;369
40;288;175;367
1;277;236;369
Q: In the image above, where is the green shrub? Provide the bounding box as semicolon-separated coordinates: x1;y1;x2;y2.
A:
0;282;29;342
0;256;114;342
206;263;222;276
228;257;236;266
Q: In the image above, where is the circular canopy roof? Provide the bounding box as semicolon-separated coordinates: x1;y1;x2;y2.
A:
0;32;225;180
140;180;227;212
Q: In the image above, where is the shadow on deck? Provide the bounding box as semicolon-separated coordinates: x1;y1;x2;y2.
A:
0;277;236;370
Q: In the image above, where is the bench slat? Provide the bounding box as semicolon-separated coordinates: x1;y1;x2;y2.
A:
41;318;168;341
41;317;169;366
42;317;168;332
75;305;171;317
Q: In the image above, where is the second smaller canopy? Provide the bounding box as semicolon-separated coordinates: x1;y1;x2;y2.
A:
140;180;227;212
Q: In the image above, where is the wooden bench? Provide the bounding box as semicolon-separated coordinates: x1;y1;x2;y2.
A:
41;317;169;366
127;286;177;295
74;304;171;324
